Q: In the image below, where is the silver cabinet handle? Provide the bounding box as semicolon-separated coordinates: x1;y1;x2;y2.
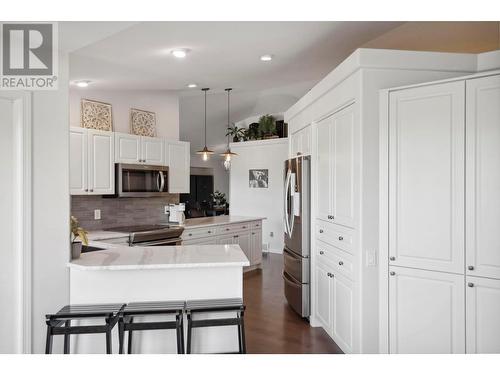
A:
319;251;324;255
338;261;343;266
389;256;396;261
319;229;324;233
338;236;343;241
390;271;395;276
468;266;474;271
468;282;474;288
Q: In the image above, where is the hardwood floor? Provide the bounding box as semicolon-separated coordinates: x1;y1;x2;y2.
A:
243;253;343;354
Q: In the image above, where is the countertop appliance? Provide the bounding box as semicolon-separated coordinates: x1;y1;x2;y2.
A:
168;203;186;224
115;164;169;198
104;224;184;246
283;155;310;318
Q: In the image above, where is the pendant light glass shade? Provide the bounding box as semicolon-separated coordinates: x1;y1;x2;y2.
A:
220;88;238;170
196;88;214;160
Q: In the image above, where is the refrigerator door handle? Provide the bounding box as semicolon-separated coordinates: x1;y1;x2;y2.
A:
284;169;292;237
289;173;295;235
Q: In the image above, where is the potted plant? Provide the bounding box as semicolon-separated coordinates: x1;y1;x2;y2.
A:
210;191;227;209
258;115;277;139
248;122;261;140
226;124;246;142
71;216;88;259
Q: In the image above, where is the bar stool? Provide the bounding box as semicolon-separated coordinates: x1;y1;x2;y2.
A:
118;300;185;354
185;298;246;354
45;303;125;354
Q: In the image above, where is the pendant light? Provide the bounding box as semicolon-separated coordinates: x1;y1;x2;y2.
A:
220;88;238;170
196;88;214;161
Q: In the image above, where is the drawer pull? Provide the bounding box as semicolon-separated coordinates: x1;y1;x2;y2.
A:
338;236;343;241
243;226;247;229
319;229;324;233
208;231;212;234
234;235;239;239
252;232;255;235
390;271;395;276
468;265;474;271
327;215;334;220
188;233;192;237
226;228;230;231
468;282;474;288
319;251;324;255
389;256;395;261
338;261;343;266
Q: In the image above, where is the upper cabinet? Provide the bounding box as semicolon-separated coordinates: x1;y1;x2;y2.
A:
316;103;356;229
70;127;114;195
466;75;500;280
388;81;465;274
290;125;311;157
165;140;190;193
115;132;165;165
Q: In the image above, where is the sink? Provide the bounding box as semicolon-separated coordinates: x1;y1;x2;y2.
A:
82;245;106;253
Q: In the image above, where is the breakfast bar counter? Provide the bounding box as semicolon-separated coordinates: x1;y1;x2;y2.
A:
68;244;249;354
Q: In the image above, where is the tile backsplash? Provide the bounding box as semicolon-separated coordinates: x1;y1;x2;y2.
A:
71;195;179;231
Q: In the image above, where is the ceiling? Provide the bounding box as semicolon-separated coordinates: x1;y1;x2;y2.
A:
68;21;403;91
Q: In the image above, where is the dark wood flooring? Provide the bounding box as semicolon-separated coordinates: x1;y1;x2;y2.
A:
243;253;343;354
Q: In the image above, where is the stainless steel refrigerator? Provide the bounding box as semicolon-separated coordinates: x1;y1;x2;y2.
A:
283;155;310;318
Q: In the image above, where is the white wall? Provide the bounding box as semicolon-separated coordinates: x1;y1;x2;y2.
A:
69;88;180;139
190;156;230;198
30;52;71;353
229;139;288;253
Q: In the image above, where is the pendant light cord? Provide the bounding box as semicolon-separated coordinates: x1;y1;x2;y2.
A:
227;89;230;148
204;89;207;148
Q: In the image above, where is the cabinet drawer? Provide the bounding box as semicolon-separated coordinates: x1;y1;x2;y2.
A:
316;240;354;280
182;226;217;240
218;222;251;235
251;221;262;230
316;221;355;255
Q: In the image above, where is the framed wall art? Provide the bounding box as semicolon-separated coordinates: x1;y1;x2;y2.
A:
249;169;269;188
130;108;157;137
80;99;113;131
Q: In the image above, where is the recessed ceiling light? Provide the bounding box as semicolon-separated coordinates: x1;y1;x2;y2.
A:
75;80;91;88
187;83;197;88
260;54;273;62
171;49;189;58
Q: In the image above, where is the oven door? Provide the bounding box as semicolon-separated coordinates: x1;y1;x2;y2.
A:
131;237;182;246
117;164;169;197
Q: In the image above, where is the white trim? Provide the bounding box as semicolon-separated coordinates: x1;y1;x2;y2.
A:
230;137;288;148
1;91;32;353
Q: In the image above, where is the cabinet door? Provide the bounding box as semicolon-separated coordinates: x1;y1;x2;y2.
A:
466;276;500;353
217;234;235;245
182;237;218;245
87;130;114;195
315;261;332;332
234;231;251;263
388;81;465;274
251;228;262;265
316;117;332;222
466;75;500;279
389;266;465;353
166;141;190;193
331;104;356;228
291;130;301;157
332;272;354;353
301;125;311;156
70;127;88;195
142;137;165;165
115;133;141;163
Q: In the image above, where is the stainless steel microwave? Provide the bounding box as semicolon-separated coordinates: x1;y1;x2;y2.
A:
115;163;169;197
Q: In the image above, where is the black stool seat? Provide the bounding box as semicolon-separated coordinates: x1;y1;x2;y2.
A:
119;300;185;354
45;303;125;354
185;298;246;354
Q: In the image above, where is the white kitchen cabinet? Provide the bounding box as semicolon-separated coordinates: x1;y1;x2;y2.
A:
70;127;88;194
466;276;500;353
166;140;190;193
388;266;465;354
388;81;465;274
316;104;356;228
290;125;311;157
115;132;141;163
217;233;235;245
315;261;333;332
182;237;218;245
466;75;500;280
70;127;114;195
250;228;263;265
115;132;165;165
234;231;251;263
331;271;354;353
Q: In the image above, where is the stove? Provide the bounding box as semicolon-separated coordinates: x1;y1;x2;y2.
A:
104;224;184;246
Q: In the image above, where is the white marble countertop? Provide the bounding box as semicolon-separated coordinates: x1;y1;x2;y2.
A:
182;215;266;229
68;244;250;271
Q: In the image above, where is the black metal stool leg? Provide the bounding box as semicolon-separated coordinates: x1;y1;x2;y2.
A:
239;311;246;354
64;320;71;354
180;313;185;354
175;314;182;354
118;318;125;354
186;313;192;354
105;318;112;354
45;325;53;354
127;317;134;354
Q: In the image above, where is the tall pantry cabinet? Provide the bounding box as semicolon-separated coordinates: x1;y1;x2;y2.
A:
285;48;477;353
380;72;500;353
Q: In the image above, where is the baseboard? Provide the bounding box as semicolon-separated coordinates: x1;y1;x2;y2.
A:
266;248;283;255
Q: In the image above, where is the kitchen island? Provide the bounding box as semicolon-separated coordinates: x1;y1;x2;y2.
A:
68;243;249;354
